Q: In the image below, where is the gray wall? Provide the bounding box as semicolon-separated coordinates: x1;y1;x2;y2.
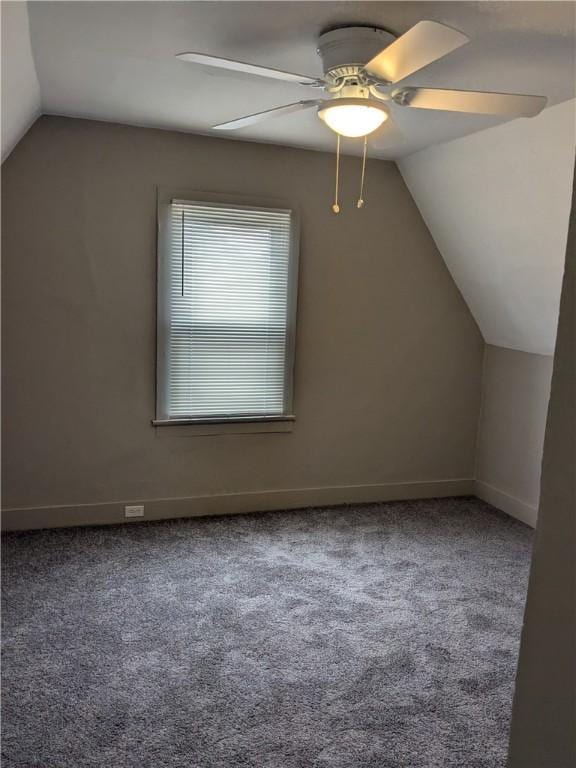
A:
475;345;553;527
1;117;483;528
507;166;575;768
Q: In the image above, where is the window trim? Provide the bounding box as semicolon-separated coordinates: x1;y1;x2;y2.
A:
154;188;300;427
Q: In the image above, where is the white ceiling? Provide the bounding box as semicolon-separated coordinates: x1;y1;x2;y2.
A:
1;1;41;162
399;98;576;355
24;1;576;159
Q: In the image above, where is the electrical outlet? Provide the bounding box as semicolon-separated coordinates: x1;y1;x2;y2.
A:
124;505;144;518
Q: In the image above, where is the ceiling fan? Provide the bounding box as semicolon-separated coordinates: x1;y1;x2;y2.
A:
176;21;547;140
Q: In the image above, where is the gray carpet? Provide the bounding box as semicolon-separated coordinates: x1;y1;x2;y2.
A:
2;497;532;768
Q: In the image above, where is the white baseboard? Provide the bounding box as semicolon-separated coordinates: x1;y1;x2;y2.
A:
474;480;538;528
1;478;474;532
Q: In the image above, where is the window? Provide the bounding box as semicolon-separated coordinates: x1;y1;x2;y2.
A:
155;192;298;425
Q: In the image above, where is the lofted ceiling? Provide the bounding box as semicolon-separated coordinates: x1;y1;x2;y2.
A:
16;1;576;160
399;98;576;355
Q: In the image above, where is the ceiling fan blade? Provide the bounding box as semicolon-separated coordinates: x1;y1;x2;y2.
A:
393;87;547;117
364;21;469;84
176;52;320;85
213;100;321;130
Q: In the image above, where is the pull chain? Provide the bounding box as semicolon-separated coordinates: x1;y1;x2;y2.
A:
357;136;367;208
332;134;341;214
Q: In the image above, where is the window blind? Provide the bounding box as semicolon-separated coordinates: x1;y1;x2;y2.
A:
160;200;295;421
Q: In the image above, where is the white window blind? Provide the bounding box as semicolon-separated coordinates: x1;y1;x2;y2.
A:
156;198;297;422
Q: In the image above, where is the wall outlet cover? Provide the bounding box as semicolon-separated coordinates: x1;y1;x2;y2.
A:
124;505;145;518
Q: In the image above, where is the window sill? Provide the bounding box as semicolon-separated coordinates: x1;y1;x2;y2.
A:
152;417;295;437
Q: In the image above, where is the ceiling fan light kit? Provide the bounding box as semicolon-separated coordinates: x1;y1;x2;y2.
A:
177;20;547;212
318;96;389;139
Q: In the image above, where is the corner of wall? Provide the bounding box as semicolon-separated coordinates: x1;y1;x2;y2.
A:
473;480;538;528
1;0;43;163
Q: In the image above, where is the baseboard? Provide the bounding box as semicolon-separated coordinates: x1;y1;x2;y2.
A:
474;480;538;528
1;478;474;532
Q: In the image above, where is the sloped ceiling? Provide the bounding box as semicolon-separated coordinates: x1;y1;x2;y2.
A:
1;1;41;162
399;99;576;355
21;1;576;160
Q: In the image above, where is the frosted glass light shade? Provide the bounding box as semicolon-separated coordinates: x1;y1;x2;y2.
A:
318;102;388;138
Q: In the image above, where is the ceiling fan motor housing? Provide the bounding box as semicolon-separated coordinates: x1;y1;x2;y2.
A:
317;26;396;82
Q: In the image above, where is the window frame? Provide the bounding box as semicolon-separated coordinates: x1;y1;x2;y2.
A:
154;188;300;427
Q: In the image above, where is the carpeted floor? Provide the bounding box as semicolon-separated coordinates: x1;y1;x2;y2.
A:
2;497;532;768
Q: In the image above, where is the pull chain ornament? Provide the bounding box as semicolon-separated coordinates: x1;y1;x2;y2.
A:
332;134;341;213
357;136;367;208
